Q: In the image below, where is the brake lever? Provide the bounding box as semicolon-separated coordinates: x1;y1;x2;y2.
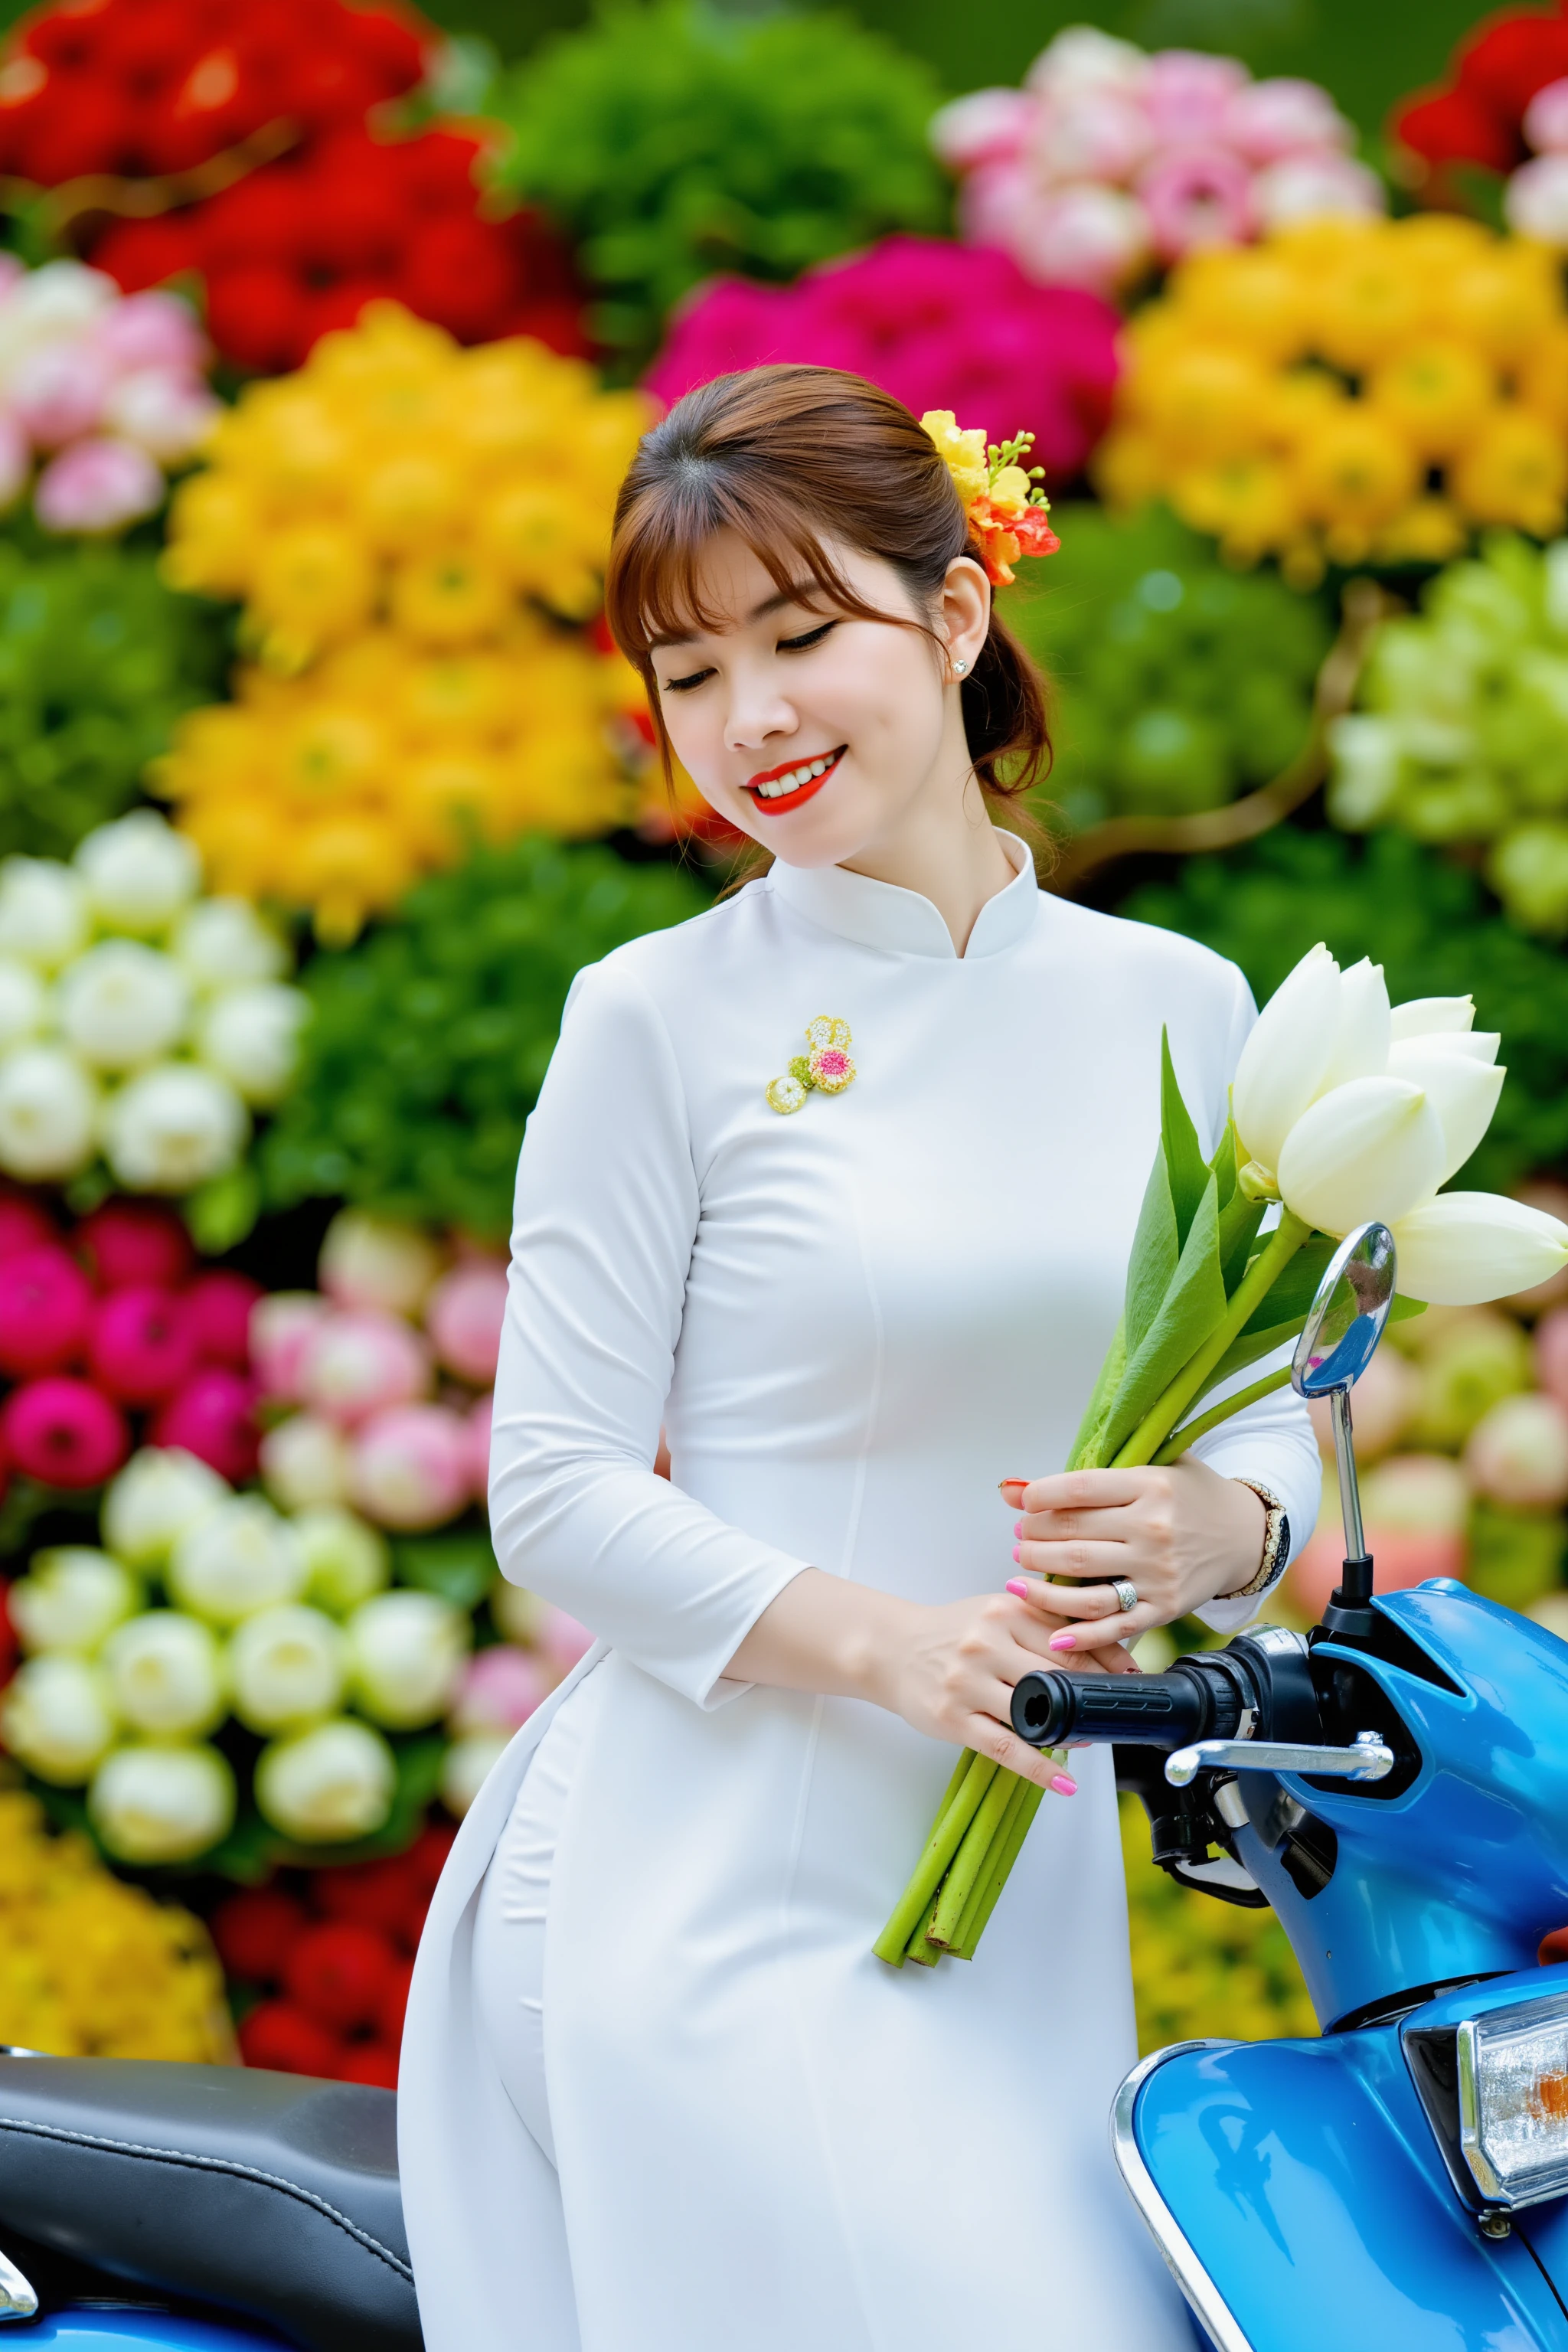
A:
1165;1728;1394;1788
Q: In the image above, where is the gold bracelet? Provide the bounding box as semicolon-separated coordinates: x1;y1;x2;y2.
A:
1223;1479;1289;1599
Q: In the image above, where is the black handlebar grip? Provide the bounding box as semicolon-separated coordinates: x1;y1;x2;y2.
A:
1010;1661;1243;1751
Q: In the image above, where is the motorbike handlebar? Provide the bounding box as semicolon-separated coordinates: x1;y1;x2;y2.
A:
1011;1655;1250;1752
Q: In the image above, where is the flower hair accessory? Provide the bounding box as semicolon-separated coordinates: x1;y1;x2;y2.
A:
921;410;1061;586
766;1017;857;1115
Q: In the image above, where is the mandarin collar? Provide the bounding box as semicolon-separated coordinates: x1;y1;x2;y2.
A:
766;829;1040;962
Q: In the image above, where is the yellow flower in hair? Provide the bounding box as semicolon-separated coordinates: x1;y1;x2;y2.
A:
921;411;989;506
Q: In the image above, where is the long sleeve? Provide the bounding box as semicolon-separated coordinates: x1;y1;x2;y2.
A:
1188;965;1323;1633
488;957;812;1709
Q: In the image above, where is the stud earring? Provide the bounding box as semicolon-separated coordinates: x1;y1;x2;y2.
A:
953;658;967;675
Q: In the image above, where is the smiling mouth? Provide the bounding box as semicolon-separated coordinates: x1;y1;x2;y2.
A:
743;745;845;815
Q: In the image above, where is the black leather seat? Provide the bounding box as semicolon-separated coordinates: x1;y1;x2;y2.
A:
0;2056;420;2351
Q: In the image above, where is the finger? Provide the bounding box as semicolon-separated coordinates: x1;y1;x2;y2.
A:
1014;1540;1139;1586
1046;1604;1157;1655
1017;1499;1143;1544
1018;1468;1150;1515
967;1707;1079;1795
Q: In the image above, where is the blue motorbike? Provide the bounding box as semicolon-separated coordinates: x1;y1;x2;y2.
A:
1016;1219;1568;2350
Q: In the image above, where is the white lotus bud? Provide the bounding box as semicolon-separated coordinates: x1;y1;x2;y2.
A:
345;1589;469;1729
228;1602;345;1733
294;1506;390;1615
0;959;47;1049
168;1495;307;1625
88;1741;235;1864
1231;942;1345;1174
101;1609;225;1738
58;940;190;1070
195;983;308;1106
172;897;289;993
103;1446;229;1572
1389;995;1476;1043
1385;1037;1505;1186
0;1044;98;1179
1313;957;1391;1097
101;1060;248;1191
10;1547;139;1654
439;1730;510;1818
0;857;89;969
1391;1192;1568;1306
0;1654;116;1782
73;811;201;936
318;1207;445;1317
253;1717;396;1842
1276;1076;1448;1236
259;1413;351;1511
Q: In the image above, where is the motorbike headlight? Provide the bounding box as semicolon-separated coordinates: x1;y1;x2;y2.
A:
1459;1991;1568;2208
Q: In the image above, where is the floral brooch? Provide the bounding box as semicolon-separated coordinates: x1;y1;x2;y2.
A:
766;1016;857;1115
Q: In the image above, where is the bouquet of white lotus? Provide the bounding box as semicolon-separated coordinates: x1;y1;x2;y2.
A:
876;944;1568;1969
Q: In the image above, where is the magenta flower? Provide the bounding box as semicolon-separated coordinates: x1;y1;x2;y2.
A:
87;1286;200;1406
0;1245;94;1379
645;237;1120;482
151;1367;260;1485
2;1375;128;1488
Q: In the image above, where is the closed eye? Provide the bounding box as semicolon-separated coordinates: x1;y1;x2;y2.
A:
658;665;715;694
779;620;837;653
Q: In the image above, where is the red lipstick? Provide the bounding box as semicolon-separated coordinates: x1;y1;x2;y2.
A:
743;745;844;817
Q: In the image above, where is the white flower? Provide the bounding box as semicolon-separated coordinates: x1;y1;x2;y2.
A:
259;1413;351;1512
58;940;190;1070
9;1547;139;1654
103;1446;229;1572
1313;957;1392;1097
1385;1036;1505;1185
196;984;308;1106
168;1496;307;1626
101;1061;248;1191
172;897;289;993
0;857;88;970
1325;714;1403;828
345;1589;469;1729
101;1609;225;1739
439;1730;510;1818
254;1717;396;1842
1276;1075;1447;1235
0;1654;116;1783
0;959;47;1050
0;263;115;368
293;1505;390;1615
102;368;219;464
1389;995;1478;1042
0;1044;98;1179
318;1208;446;1317
1232;942;1347;1174
1389;1193;1568;1306
73;811;201;936
88;1742;235;1864
228;1603;346;1733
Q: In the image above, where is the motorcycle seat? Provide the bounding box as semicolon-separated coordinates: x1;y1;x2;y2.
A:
0;2054;420;2352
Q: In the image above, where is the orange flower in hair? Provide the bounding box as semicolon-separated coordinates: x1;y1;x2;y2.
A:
921;411;1060;585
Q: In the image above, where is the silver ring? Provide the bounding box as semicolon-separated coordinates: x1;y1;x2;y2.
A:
1110;1577;1138;1614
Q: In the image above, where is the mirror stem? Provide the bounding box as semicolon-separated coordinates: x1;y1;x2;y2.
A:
1331;1387;1365;1561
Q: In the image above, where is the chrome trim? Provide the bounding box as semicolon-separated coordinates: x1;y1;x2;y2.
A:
1455;1990;1568;2211
0;2241;36;2323
1165;1732;1393;1788
1111;2040;1254;2352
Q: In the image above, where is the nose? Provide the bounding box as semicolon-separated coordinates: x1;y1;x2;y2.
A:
724;669;796;755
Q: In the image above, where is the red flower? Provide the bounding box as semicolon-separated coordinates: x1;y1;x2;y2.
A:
336;2040;399;2089
239;1998;343;2078
211;1885;310;1984
399;214;521;343
377;1954;415;2043
1458;11;1568;119
315;1852;420;1941
90;213;203;294
284;1920;399;2034
1391;84;1521;174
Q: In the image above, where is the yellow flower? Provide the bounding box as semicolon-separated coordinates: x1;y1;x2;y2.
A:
920;410;990;506
249;525;377;670
1371;495;1468;566
1519;325;1568;431
1136;345;1272;466
1450;406;1568;536
1367;340;1496;462
389;548;515;647
1172;452;1301;563
1447;243;1563;368
1314;238;1432;371
1174;247;1308;367
985;464;1034;518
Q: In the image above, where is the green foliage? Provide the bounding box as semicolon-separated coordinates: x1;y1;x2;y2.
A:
1122;1796;1316;2052
0;538;228;858
488;0;948;374
1003;505;1333;833
1123;825;1568;1193
261;835;710;1240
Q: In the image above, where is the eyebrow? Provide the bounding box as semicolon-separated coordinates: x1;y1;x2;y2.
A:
650;581;823;655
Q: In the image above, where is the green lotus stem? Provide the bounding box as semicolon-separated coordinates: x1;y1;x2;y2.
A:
874;1750;998;1965
905;1888;944;1965
929;1763;1019;1948
1112;1211;1312;1471
956;1781;1044;1961
1152;1364;1294;1465
950;1775;1029;1953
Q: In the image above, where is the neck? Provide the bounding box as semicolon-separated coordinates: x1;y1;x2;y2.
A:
838;746;1018;954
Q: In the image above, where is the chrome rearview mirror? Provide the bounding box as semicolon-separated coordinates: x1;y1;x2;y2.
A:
1292;1220;1396;1638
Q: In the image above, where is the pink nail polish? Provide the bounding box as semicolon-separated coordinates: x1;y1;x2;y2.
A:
1050;1773;1077;1797
1049;1632;1074;1653
1014;1517;1024;1537
1006;1579;1029;1600
1011;1544;1021;1563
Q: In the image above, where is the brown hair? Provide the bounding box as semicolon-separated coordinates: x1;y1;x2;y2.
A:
604;365;1053;837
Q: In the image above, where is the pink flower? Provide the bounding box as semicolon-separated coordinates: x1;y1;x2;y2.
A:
1525;77;1568;155
103;369;219;464
1143;49;1249;147
1534;1305;1568;1410
150;1367;259;1485
1465;1393;1568;1511
929;87;1035;172
449;1645;551;1736
78;1199;193;1292
34;436;163;533
258;1410;351;1511
87;1285;198;1404
90;289;209;377
993;181;1152;296
1026;85;1152;186
1223;77;1352;165
250;1292;333;1403
348;1402;472;1530
645;237;1121;484
466;1390;492;1502
299;1309;433;1429
1137;146;1256;262
534;1603;594;1678
184;1269;263;1370
1251;153;1386;232
2;1375;128;1488
7;341;111;448
0;1245;93;1378
425;1261;508;1387
1506;152;1568;245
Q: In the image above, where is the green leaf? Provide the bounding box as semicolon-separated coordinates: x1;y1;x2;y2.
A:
1217;1180;1266;1298
1160;1029;1209;1253
394;1529;498;1612
1099;1174;1228;1465
1209;1114;1239;1214
1068;1315;1127;1471
1123;1149;1179;1365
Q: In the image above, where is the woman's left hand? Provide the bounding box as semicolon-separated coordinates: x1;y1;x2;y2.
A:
1004;1461;1266;1655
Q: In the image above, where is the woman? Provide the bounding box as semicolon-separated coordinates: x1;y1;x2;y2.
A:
399;367;1321;2351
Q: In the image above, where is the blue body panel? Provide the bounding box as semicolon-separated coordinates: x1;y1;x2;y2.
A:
1134;2028;1568;2349
28;2315;285;2351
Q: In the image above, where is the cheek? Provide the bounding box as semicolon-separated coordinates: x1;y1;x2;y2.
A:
658;696;733;800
